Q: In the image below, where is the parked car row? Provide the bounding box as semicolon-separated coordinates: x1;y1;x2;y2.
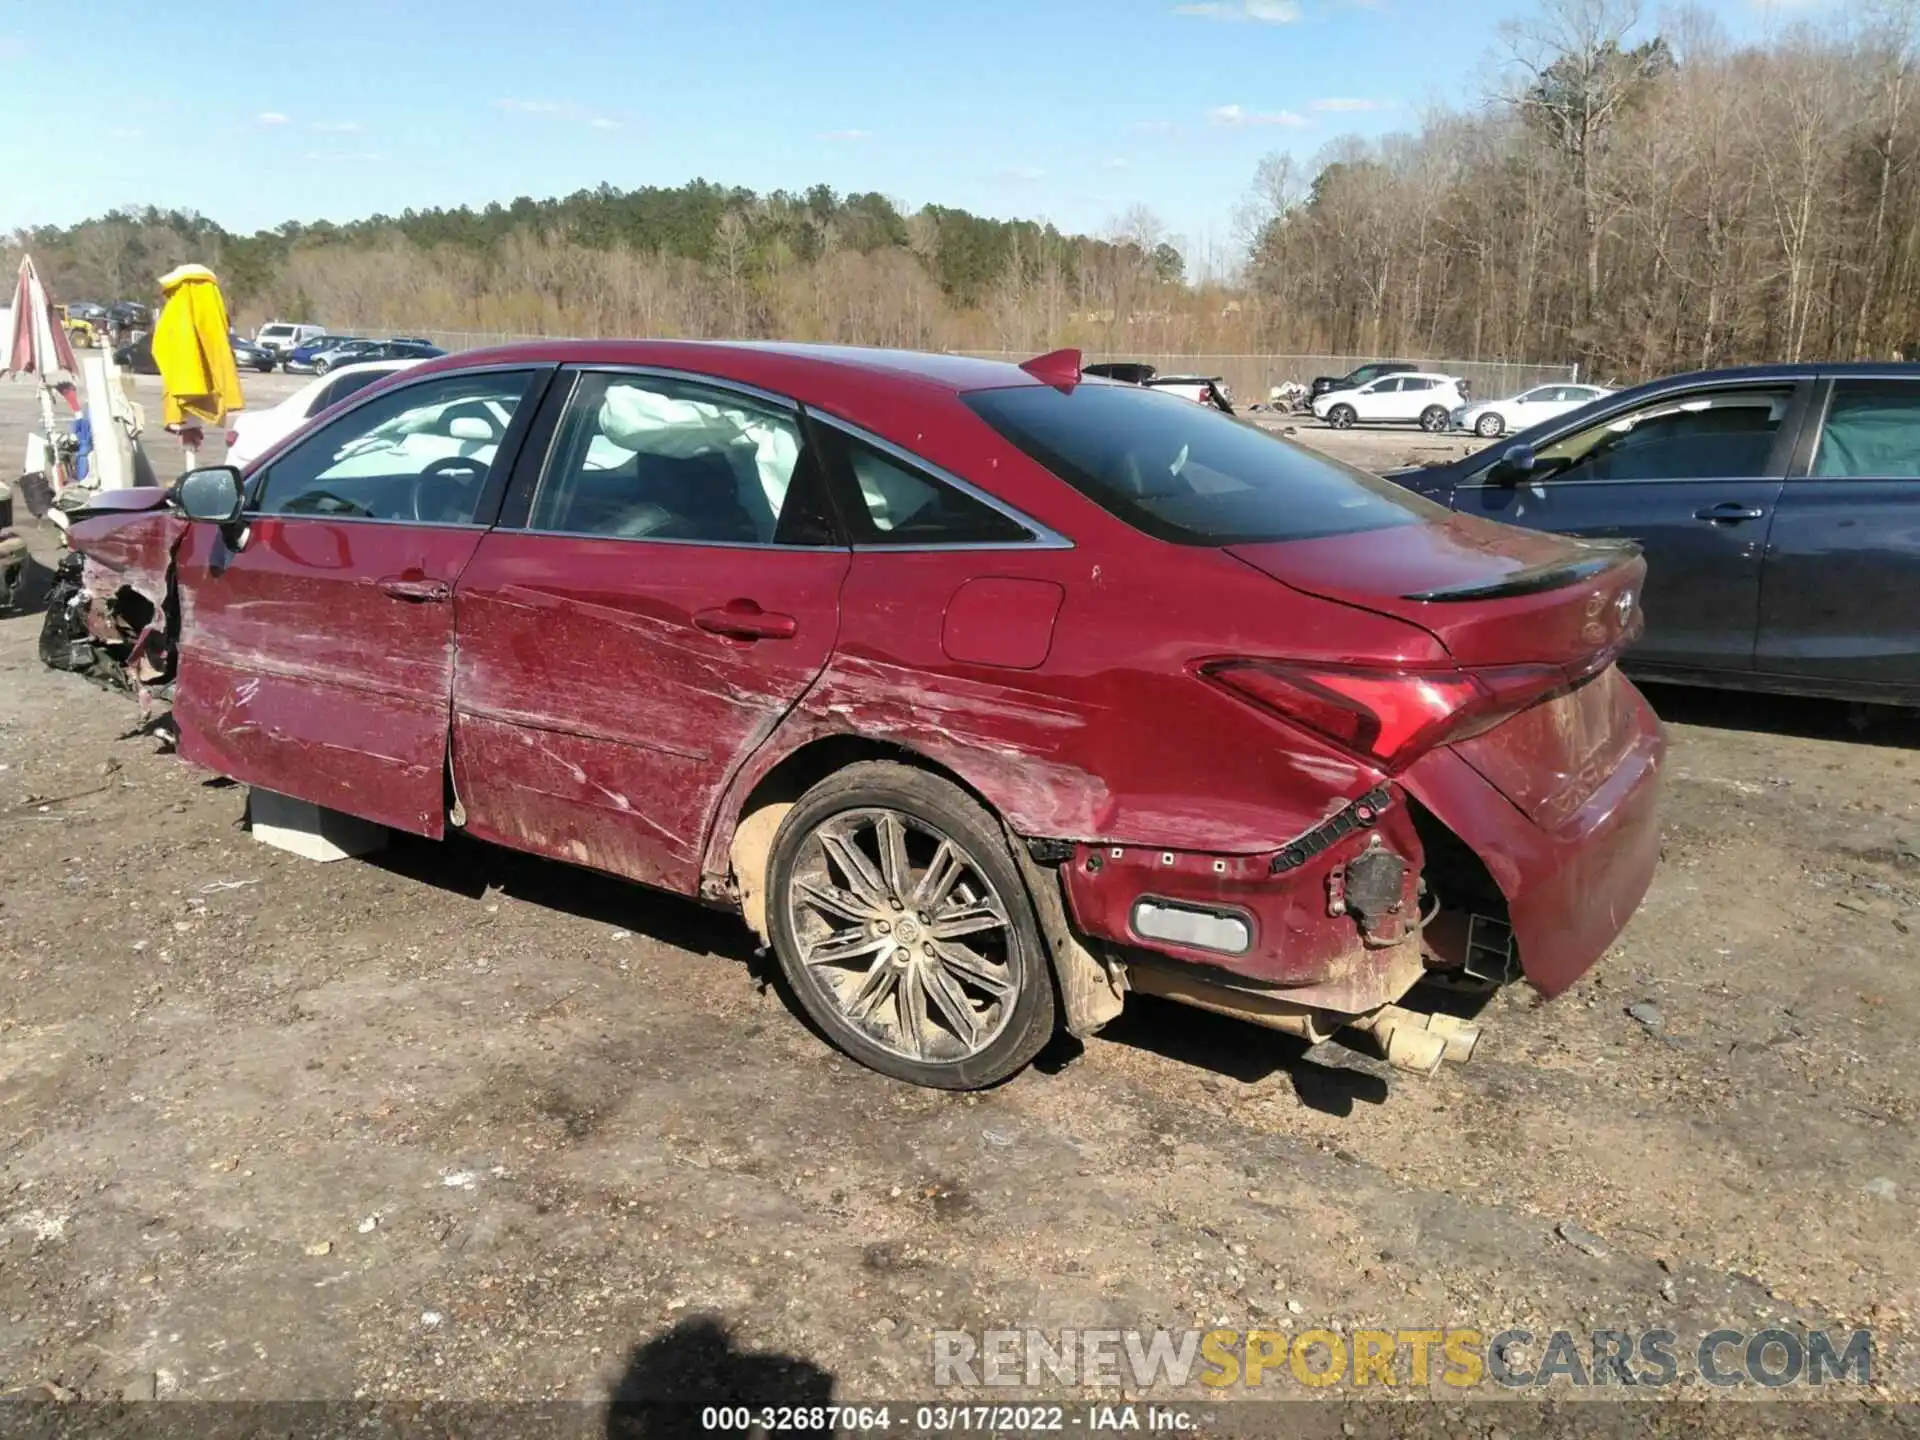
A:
250;322;448;373
110;330;282;376
284;335;447;375
1305;360;1616;438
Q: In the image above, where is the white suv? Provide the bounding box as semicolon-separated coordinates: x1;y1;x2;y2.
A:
1312;371;1469;432
255;322;328;356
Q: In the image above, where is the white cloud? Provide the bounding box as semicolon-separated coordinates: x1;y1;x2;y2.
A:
1129;119;1181;135
0;36;26;59
1000;165;1046;182
1173;0;1300;22
1105;157;1131;170
1311;97;1390;112
1207;103;1309;127
305;150;385;163
110;126;143;141
257;111;290;125
589;117;620;130
817;128;872;141
311;120;363;133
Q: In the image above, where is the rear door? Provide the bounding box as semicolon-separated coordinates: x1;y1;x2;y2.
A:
448;367;850;893
1756;376;1920;693
1356;377;1404;421
175;365;548;835
1451;380;1808;675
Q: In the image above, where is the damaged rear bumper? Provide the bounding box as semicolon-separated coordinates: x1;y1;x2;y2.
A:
1400;723;1665;998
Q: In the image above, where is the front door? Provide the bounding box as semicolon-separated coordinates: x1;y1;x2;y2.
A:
1452;380;1806;675
448;368;850;893
1758;377;1920;692
174;366;547;835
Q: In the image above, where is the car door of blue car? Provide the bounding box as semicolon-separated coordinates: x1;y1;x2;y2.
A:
1756;375;1920;697
1450;379;1810;676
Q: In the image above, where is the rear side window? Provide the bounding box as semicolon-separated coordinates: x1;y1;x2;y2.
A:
821;430;1034;546
1811;381;1920;479
966;382;1448;546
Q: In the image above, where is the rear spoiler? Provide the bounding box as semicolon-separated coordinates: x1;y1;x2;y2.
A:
1403;541;1639;602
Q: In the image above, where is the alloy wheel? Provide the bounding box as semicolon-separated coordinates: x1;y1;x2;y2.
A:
783;807;1019;1065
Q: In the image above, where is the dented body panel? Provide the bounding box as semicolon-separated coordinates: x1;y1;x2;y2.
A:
449;531;850;891
173;518;482;837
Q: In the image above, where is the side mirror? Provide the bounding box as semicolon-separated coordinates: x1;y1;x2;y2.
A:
177;464;244;524
1489;442;1537;484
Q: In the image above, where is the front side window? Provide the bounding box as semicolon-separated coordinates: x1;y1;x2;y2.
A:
531;371;830;545
1529;386;1795;484
1810;381;1920;479
254;368;536;523
968;381;1448;546
1366;377;1401;394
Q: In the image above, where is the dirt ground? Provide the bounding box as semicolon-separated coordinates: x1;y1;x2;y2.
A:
1;374;1917;1419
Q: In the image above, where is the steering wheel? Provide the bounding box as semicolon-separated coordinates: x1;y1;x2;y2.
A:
411;455;488;523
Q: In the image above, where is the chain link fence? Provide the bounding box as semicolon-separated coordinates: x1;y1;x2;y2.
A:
330;328;1579;400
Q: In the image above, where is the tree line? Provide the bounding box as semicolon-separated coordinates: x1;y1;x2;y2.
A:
1244;0;1920;379
7;0;1916;381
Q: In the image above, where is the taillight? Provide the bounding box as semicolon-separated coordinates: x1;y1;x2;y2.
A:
1204;660;1568;769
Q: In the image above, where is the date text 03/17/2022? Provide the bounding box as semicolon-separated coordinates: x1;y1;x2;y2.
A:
696;1404;1197;1432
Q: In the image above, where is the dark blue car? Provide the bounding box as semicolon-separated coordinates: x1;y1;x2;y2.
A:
1384;364;1920;707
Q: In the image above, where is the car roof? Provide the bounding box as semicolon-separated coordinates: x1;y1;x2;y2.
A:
403;339;1055;399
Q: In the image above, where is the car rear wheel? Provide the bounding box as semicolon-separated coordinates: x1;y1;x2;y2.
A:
313;358;331;375
767;762;1056;1090
1326;404;1357;430
1420;406;1449;433
1475;412;1504;438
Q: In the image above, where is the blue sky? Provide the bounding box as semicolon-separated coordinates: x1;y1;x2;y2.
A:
0;0;1835;266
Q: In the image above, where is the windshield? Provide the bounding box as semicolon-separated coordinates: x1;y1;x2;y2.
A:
966;382;1449;545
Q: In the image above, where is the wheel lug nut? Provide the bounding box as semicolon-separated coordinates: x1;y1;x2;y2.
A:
889;898;904;911
894;948;910;963
916;912;929;924
875;921;890;934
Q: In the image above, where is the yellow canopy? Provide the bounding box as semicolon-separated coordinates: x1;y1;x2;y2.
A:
151;263;244;428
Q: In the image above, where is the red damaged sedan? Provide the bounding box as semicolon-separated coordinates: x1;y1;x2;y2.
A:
60;342;1664;1089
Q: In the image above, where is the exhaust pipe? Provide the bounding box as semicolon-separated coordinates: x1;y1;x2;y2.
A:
1127;965;1337;1044
1127;968;1479;1076
1342;1007;1448;1077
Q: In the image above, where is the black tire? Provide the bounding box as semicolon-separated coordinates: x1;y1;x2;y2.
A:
1475;412;1504;438
766;761;1056;1089
1327;404;1356;430
1420;406;1449;433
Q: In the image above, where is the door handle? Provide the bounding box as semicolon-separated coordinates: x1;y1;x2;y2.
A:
693;602;798;641
377;575;451;603
1694;503;1766;523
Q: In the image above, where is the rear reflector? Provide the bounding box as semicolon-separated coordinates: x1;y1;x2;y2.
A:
1205;659;1573;770
1132;900;1252;956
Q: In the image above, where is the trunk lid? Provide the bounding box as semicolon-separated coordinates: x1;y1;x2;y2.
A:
1226;512;1645;668
1227;514;1652;824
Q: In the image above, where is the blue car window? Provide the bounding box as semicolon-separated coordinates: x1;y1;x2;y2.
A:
1811;382;1920;480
